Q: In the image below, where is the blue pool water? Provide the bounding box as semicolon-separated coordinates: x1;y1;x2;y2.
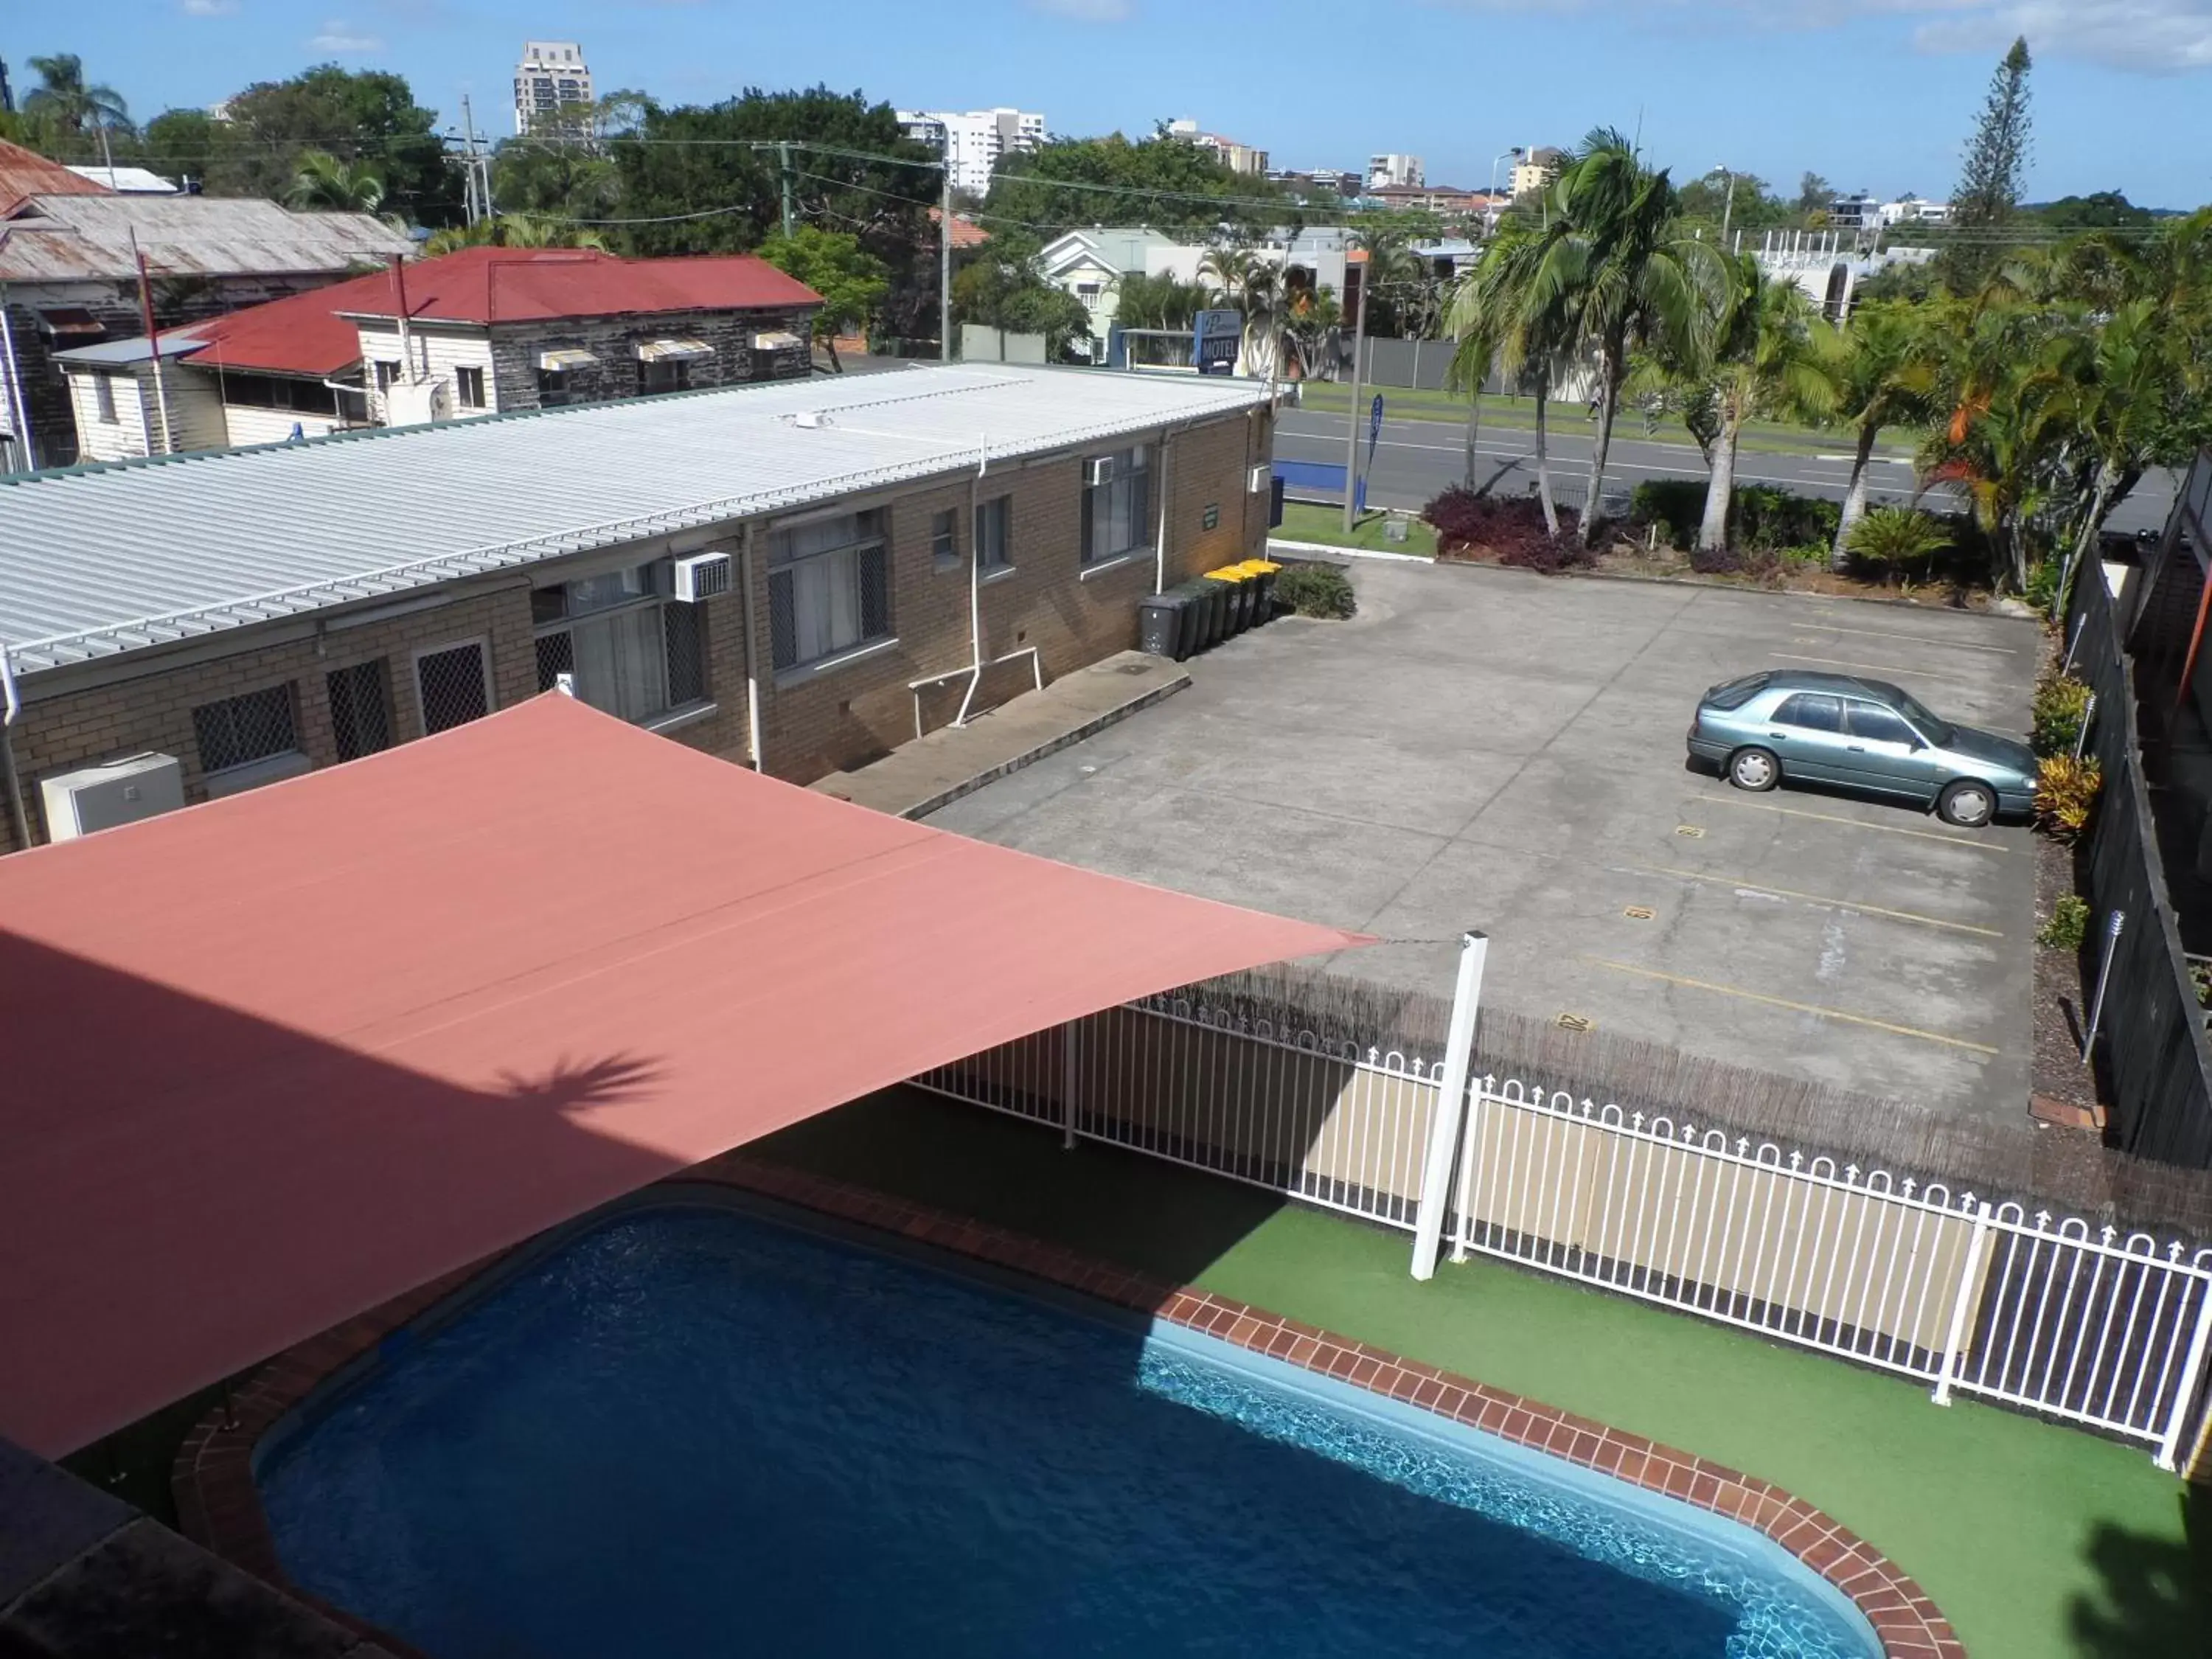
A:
260;1203;1881;1659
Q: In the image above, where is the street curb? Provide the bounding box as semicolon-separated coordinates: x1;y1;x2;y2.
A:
895;672;1191;820
1266;537;1432;564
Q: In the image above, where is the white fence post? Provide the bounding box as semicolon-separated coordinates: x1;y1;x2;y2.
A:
1931;1198;1991;1406
1411;930;1487;1281
1062;1017;1081;1150
2153;1272;2212;1470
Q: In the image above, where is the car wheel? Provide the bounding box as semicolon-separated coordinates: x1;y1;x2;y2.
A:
1938;779;1995;827
1728;747;1781;792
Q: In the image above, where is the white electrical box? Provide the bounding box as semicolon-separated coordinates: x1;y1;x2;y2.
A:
1248;464;1271;493
40;752;187;841
385;379;453;428
670;552;733;602
1087;457;1117;487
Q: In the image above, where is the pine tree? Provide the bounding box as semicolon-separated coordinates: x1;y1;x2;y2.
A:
1940;36;2033;293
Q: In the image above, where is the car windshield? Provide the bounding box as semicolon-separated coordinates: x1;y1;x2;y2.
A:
1893;691;1955;745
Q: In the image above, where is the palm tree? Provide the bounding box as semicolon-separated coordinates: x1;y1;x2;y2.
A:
1195;246;1246;306
2039;299;2188;598
1522;130;1719;547
24;54;131;139
1443;226;1573;534
1815;301;1940;568
287;150;388;215
1690;258;1834;552
423;215;611;256
1279;283;1340;382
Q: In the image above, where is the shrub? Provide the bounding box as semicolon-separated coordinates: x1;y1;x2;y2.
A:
2031;672;2093;757
1733;485;1839;552
1848;507;1952;571
2037;893;2090;951
2194;961;2212;1010
1421;487;1582;569
2023;560;2062;613
2034;754;2102;843
1274;563;1356;619
1778;542;1829;567
1629;479;1705;548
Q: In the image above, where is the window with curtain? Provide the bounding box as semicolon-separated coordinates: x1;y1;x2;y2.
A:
769;511;890;671
532;561;707;722
1082;445;1150;566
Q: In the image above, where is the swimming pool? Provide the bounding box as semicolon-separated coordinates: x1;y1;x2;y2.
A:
259;1200;1883;1658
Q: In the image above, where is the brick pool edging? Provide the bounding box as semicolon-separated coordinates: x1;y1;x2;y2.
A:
174;1153;1966;1659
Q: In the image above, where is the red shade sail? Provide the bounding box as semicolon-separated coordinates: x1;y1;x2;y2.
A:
0;695;1366;1456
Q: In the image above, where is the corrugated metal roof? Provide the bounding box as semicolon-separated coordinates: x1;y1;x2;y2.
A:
0;364;1270;675
52;333;212;366
0;195;410;283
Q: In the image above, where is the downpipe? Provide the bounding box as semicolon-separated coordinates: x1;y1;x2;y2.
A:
953;435;988;728
1;644;30;854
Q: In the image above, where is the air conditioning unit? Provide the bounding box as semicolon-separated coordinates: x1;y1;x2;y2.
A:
1248;464;1272;493
1087;456;1117;487
39;752;186;841
384;378;452;428
670;551;734;602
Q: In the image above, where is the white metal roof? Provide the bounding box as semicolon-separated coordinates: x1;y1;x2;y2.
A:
0;364;1270;675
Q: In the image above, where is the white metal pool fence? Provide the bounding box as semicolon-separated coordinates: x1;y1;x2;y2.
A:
911;988;2212;1470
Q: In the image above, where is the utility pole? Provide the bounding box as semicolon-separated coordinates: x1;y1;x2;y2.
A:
1340;248;1369;535
939;152;953;362
461;94;494;222
778;142;795;240
1718;166;1736;246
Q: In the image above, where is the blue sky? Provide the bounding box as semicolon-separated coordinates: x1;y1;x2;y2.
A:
13;0;2212;208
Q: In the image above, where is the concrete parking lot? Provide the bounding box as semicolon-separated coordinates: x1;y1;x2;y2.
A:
928;562;2042;1124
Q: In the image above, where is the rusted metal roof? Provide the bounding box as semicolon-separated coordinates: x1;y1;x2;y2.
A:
0;139;110;218
0;194;410;284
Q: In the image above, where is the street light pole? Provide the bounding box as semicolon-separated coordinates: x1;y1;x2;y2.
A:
1488;146;1523;233
1718;165;1736;246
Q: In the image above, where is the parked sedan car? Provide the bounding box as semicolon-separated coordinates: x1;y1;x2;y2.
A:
1686;670;2036;827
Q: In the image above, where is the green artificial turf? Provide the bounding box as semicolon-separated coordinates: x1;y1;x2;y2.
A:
756;1089;2206;1659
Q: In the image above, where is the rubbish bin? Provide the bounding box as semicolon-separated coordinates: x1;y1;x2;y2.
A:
1137;591;1188;659
1237;558;1281;623
1169;580;1212;658
1186;574;1229;647
1208;566;1256;634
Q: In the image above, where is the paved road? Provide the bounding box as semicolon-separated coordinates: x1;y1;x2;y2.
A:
1276;408;2179;540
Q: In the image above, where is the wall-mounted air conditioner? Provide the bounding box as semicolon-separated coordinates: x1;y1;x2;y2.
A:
670;551;734;602
1248;464;1272;493
39;752;186;841
1087;457;1117;487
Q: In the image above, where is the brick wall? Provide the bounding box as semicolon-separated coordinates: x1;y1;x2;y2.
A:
0;401;1267;849
487;306;815;414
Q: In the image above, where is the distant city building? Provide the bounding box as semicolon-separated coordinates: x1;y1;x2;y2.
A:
1827;192;1883;232
1879;195;1952;227
514;41;593;137
1268;167;1360;199
1165;119;1267;176
1368;153;1423;189
1509;147;1564;199
1368;182;1492;220
897;108;1045;196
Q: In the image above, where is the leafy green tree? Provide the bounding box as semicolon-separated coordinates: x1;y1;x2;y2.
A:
985;134;1283;236
1813;302;1941;566
493;125;621;223
286;150;386;214
1940;37;2033;292
1677;170;1790;237
1111;271;1210;332
951;251;1091;358
23;53;131;147
423;215;609;254
758;227;888;369
208;66;461;226
136;108;216;187
2032;192;2155;232
1797;173;1833;215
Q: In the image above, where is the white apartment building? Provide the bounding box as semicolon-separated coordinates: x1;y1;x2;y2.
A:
514;41;593;136
1879;195;1952;227
1368;153;1423;189
1166;119;1267;176
897;107;1045;196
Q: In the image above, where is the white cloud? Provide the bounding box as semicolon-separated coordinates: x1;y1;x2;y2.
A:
1430;0;2212;72
308;18;383;52
1026;0;1132;21
181;0;238;15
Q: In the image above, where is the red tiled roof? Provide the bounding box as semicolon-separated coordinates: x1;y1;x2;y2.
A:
0;138;113;218
338;245;822;325
179;246;825;378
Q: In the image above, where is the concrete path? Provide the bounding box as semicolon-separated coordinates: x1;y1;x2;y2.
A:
810;650;1190;819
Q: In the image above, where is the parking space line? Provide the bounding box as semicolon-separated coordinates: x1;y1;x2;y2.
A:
1767;652;1983;686
1790;621;2021;656
1582;959;2003;1054
1624;863;2004;937
1685;793;2017;853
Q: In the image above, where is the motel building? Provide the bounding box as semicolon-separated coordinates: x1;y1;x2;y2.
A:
0;362;1276;852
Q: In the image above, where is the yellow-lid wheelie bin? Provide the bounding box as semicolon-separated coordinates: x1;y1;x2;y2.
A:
1236;558;1281;624
1206;565;1256;634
